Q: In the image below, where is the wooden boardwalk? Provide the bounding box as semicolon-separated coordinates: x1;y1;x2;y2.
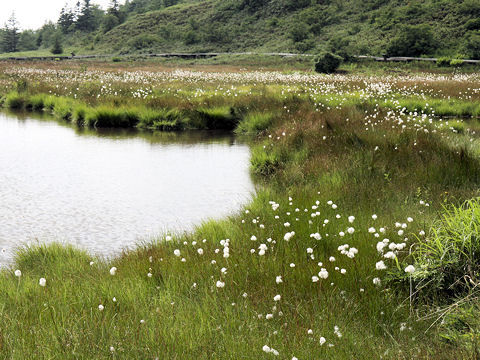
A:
1;52;479;64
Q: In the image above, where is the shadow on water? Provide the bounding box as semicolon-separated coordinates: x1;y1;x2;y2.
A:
5;109;253;146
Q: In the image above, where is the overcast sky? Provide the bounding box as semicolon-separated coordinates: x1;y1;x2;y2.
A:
0;0;117;30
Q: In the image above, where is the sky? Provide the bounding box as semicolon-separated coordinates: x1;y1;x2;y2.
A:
0;0;115;30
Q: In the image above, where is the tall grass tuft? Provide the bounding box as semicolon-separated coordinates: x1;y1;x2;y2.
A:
406;199;480;299
193;106;239;130
85;107;140;128
235;112;275;134
137;108;185;131
25;94;47;111
3;92;25;110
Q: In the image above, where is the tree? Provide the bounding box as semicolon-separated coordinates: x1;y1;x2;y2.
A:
386;25;437;57
51;33;63;54
107;0;120;16
36;22;57;49
58;4;76;33
18;30;38;51
101;14;119;33
463;30;480;60
2;13;19;53
76;0;95;32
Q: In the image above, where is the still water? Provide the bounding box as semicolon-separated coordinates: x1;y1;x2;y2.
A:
0;112;254;265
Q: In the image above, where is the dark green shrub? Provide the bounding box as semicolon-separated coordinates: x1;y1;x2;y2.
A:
314;52;342;73
101;13;120;33
50;34;63;55
184;30;198;45
112;57;122;62
128;34;162;50
462;30;480;59
289;22;309;43
465;18;480;31
282;0;310;11
295;38;315;53
459;0;480;17
328;36;354;62
386;25;437;57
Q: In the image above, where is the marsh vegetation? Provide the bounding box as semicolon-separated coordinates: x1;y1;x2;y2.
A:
0;61;480;358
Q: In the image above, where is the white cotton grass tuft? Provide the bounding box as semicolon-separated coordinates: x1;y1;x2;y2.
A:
109;267;117;276
404;265;416;274
39;277;46;287
284;231;295;241
14;269;21;277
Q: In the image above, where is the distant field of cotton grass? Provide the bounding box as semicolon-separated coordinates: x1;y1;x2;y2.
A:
0;61;479;359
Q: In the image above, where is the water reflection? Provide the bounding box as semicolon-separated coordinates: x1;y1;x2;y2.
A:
0;111;254;265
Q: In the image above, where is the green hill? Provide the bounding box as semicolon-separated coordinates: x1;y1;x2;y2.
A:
2;0;480;58
96;0;480;57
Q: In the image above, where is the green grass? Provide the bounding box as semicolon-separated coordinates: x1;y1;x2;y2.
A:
235;112;276;135
0;64;480;358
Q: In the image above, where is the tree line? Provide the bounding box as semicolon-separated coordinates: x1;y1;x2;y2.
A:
0;0;171;54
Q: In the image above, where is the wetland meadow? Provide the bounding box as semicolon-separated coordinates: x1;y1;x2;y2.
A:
0;59;480;359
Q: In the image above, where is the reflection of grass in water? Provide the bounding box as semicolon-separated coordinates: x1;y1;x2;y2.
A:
3;109;243;146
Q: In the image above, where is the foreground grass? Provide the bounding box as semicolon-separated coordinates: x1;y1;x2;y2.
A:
0;63;480;358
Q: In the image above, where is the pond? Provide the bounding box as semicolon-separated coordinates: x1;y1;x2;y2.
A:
0;112;254;265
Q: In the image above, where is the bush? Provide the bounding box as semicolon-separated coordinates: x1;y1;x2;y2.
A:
462;30;480;60
183;30;198;45
294;38;315;53
289;22;309;43
128;34;162;50
465;18;480;31
314;52;342;73
328;36;355;62
386;25;437;57
50;35;63;55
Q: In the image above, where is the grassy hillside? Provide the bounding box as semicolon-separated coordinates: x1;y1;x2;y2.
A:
90;0;480;57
